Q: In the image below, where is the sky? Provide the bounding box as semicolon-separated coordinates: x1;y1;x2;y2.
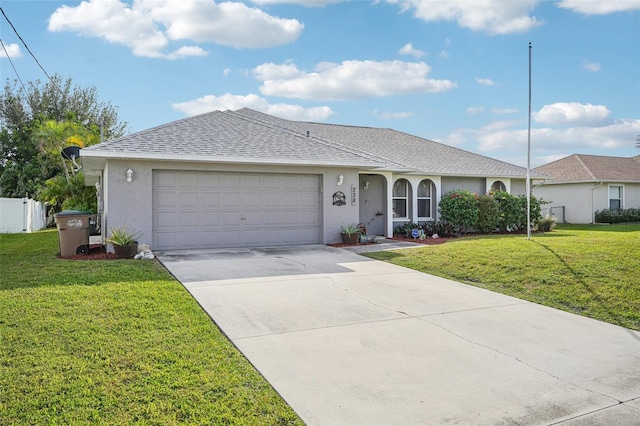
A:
1;0;639;168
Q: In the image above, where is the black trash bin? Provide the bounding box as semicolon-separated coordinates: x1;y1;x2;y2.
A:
54;211;94;257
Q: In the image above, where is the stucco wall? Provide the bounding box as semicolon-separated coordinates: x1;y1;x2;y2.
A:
510;179;526;196
534;182;601;223
102;159;362;249
623;183;640;208
441;177;484;195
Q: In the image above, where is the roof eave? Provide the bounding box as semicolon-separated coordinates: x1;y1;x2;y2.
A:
80;150;384;169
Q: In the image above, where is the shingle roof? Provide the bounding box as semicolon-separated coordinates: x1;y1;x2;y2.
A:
533;154;640;183
82;110;384;168
83;107;536;177
230;108;535;177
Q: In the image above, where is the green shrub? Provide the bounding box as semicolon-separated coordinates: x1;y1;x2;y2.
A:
595;208;640;223
423;220;462;238
491;192;543;232
476;194;500;233
537;215;557;232
438;190;479;234
493;191;524;231
394;222;422;237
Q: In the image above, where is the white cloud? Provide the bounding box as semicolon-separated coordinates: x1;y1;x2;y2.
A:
475;77;497;86
251;0;345;6
398;42;425;58
373;109;414;119
165;45;208;60
467;106;484;114
48;0;303;59
254;60;457;101
475;119;640;153
583;61;601;72
0;43;23;59
438;50;449;59
172;93;334;121
533;102;611;126
387;0;543;35
557;0;640;15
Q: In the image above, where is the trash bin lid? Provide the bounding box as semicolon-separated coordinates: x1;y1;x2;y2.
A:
54;210;93;217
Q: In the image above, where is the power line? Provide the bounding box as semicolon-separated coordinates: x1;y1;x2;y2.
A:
0;37;27;92
0;6;63;94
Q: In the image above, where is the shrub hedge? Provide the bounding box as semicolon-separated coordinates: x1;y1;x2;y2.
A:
595;208;640;224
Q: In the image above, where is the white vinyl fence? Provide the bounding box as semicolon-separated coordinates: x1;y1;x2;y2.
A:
0;198;47;233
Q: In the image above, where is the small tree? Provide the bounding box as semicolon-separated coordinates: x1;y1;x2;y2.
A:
438;190;479;234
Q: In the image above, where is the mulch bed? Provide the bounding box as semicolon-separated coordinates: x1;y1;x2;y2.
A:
389;236;451;245
58;244;119;260
328;235;451;248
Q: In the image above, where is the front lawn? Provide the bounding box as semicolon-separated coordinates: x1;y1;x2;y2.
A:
0;229;302;425
366;224;640;331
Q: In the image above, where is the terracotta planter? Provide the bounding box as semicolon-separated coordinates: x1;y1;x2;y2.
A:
341;233;359;244
113;242;138;259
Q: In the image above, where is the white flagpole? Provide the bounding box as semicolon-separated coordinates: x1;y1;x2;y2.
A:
526;42;532;240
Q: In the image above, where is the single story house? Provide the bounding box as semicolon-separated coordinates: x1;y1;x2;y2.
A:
533;154;640;223
81;108;539;250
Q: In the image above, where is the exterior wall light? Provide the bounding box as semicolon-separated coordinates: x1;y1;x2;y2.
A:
126;169;133;183
337;174;344;186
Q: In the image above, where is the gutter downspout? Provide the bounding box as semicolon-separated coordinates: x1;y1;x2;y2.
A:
590;182;603;224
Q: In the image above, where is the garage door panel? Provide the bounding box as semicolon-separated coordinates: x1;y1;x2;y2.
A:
241;191;262;208
222;192;241;207
301;212;319;225
221;211;243;226
200;174;220;188
222;174;242;188
153;171;322;250
178;212;199;227
263;211;282;225
155;191;178;208
201;192;221;207
178;192;200;207
178;173;199;188
156;232;176;248
156;211;178;227
155;172;177;188
262;175;281;189
200;211;221;226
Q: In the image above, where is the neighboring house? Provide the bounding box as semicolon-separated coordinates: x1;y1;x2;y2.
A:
81;108;539;250
533;154;640;224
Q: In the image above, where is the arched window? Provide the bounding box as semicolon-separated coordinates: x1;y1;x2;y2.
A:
392;179;409;218
418;179;435;219
490;180;506;193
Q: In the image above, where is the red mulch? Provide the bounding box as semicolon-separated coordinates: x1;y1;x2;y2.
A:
58;244;119;260
328;235;451;248
388;236;451;245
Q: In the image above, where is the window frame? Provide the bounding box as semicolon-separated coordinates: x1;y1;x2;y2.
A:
392;179;409;219
608;184;623;210
490;180;507;193
417;179;434;220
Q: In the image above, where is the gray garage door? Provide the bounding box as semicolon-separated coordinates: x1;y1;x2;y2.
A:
153;170;322;250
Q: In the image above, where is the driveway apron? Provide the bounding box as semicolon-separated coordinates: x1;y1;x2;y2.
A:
156;245;640;426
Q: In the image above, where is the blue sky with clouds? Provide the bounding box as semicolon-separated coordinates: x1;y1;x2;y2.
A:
1;0;639;167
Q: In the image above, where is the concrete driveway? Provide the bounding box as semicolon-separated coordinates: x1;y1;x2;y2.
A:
157;244;640;425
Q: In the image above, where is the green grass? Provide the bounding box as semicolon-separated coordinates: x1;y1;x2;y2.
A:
366;224;640;331
0;229;302;425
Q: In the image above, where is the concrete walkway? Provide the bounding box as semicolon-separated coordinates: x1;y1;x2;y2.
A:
156;244;640;425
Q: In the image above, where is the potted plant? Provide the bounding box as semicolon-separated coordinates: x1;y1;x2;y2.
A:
106;224;141;259
340;223;360;244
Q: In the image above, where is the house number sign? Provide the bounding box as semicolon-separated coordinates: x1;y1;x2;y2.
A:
351;185;356;205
